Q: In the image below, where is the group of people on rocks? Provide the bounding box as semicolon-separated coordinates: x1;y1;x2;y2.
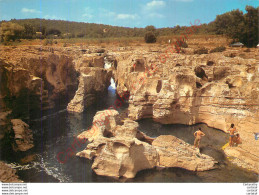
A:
193;123;242;149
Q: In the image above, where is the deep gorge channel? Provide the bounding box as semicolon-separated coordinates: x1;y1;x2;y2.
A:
1;84;258;183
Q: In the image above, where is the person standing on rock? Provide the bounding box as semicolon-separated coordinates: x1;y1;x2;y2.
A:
228;123;237;147
194;128;205;148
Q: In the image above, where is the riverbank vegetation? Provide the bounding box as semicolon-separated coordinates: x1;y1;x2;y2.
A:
0;6;258;47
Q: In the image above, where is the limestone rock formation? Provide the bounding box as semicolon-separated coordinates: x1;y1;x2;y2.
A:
113;51;259;173
77;109;216;178
153;135;216;171
223;147;259;174
67;53;113;113
67;67;111;113
0;161;23;182
0;49;78;113
11;119;34;152
74;54;105;70
0;46;113;154
0;45;113;115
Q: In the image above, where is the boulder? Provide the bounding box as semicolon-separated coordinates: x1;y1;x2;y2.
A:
77;109;217;178
67;68;111;113
11;119;34;152
152;135;216;171
0;161;23;182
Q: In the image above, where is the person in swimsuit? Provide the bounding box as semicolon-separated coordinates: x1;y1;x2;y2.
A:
228;123;237;147
194;128;205;148
233;133;242;146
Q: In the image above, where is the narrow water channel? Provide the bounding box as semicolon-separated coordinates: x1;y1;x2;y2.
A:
1;66;258;183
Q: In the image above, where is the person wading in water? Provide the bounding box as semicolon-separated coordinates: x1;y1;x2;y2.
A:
194;128;205;148
228;123;237;147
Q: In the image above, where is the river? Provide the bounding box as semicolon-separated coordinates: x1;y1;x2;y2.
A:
1;79;258;183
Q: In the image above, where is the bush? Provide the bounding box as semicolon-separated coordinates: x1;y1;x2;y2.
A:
181;41;188;48
46;28;61;36
174;40;188;53
0;22;24;43
210;46;226;53
144;31;156;43
194;47;208;54
176;40;188;48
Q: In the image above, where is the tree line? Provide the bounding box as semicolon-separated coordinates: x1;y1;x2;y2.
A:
0;5;258;47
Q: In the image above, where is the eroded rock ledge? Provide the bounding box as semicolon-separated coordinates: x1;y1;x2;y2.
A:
113;52;259;173
11;119;34;152
76;109;216;178
0;161;23;183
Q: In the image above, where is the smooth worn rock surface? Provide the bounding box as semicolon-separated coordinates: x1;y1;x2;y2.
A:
11;119;34;152
67;68;111;113
224;147;259;174
113;50;259;172
153;135;216;171
77;109;217;178
0;49;78;111
0;46;112;114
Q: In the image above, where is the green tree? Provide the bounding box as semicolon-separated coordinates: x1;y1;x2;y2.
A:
144;31;156;43
213;6;258;47
145;25;156;32
0;22;24;43
214;9;245;40
145;25;159;36
241;6;258;47
23;24;34;39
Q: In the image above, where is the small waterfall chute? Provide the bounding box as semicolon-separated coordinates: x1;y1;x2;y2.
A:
108;78;116;91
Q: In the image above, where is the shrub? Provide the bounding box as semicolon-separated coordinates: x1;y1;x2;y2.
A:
174;40;188;53
194;47;208;54
176;40;188;48
0;22;24;43
144;31;156;43
46;28;61;36
210;46;226;53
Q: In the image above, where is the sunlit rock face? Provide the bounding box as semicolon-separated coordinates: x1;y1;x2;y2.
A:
0;49;79;114
67;67;111;113
113;51;259;173
0;46;113;154
0;46;114;115
67;54;113;113
76;109;216;178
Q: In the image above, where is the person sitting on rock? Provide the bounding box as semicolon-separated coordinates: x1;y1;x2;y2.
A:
194;128;205;148
228;123;237;147
233;133;242;146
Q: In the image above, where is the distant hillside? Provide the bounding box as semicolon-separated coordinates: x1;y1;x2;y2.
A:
0;18;213;39
0;5;257;47
5;19;147;38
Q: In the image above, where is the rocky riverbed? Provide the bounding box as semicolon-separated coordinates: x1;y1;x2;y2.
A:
0;44;258;181
77;109;217;178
